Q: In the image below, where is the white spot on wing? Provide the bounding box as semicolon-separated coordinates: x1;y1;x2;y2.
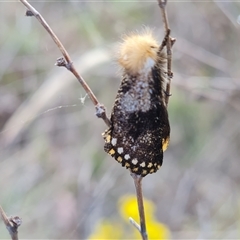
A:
117;147;123;154
111;138;117;146
132;159;138;165
140;162;146;167
124;154;130;160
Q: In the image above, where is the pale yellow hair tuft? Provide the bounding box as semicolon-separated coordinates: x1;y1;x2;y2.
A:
118;30;159;75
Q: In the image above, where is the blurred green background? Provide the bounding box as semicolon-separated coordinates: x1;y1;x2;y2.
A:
1;1;240;239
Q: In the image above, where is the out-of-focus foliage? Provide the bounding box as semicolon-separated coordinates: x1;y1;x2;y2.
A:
0;1;240;239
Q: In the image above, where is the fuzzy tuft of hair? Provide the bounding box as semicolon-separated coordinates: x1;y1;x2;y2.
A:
117;30;165;75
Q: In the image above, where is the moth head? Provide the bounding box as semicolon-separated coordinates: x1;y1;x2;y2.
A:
118;31;159;75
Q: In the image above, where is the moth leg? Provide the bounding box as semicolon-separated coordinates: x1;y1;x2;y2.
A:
159;28;170;51
163;90;172;97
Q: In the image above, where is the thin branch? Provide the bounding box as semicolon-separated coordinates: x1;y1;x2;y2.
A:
0;206;22;240
129;217;141;232
19;0;111;127
158;0;175;107
130;173;148;240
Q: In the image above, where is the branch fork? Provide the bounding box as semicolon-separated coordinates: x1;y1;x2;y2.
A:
0;206;22;240
20;0;111;127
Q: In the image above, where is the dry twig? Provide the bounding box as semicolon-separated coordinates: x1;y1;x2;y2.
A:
158;0;175;107
0;206;22;240
19;0;110;127
130;174;147;240
129;1;174;240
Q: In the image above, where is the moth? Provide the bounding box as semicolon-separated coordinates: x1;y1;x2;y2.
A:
103;31;170;177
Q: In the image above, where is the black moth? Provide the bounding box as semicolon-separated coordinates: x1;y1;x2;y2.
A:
103;32;170;177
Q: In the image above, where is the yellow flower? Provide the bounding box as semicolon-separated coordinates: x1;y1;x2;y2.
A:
118;194;155;222
89;195;171;239
119;194;171;239
131;220;170;239
88;219;123;240
147;221;171;239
